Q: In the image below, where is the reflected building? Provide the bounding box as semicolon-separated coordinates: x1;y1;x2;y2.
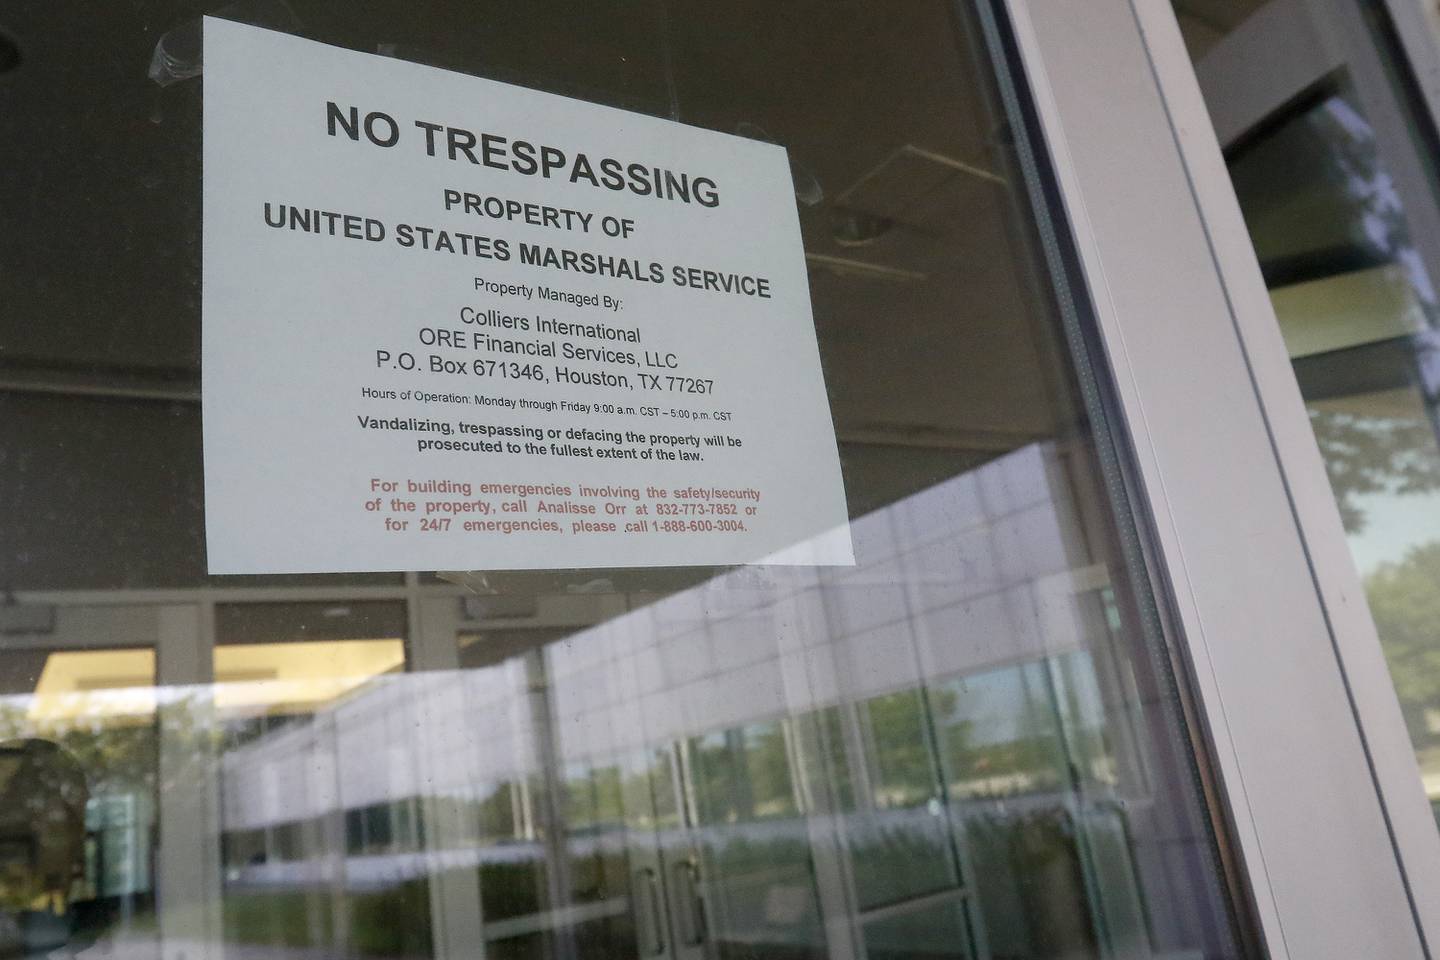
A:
191;443;1220;960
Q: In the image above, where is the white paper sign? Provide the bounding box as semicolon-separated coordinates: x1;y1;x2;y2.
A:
202;19;852;573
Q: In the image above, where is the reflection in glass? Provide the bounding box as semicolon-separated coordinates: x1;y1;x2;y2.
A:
215;602;422;959
401;440;1235;960
0;451;1243;960
0;638;157;957
1230;76;1440;827
2;0;1248;957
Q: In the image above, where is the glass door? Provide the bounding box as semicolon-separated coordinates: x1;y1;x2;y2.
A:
415;594;665;960
0;0;1308;957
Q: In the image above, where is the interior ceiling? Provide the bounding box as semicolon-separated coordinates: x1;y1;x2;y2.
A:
1173;0;1268;59
0;0;1076;525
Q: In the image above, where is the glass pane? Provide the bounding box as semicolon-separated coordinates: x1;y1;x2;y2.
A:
214;602;417;958
2;4;1249;960
846;691;958;912
684;722;824;953
1220;64;1440;833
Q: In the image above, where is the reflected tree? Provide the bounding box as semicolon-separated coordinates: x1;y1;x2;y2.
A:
1365;541;1440;750
1309;406;1440;533
0;738;89;913
1246;84;1440;535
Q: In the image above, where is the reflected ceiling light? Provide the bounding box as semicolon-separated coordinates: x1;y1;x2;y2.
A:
213;639;404;714
804;252;926;283
832;210;894;247
28;649;158;724
148;0;301;86
148;19;201;86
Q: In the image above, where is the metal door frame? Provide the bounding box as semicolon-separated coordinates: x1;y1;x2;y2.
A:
1190;0;1440;952
999;0;1440;954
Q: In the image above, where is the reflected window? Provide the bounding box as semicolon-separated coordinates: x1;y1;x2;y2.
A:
214;601;422;959
1230;77;1440;826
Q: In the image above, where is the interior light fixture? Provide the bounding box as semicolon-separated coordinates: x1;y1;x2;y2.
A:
832;209;894;247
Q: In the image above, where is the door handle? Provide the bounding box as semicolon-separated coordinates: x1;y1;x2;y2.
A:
673;858;707;946
634;866;666;956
